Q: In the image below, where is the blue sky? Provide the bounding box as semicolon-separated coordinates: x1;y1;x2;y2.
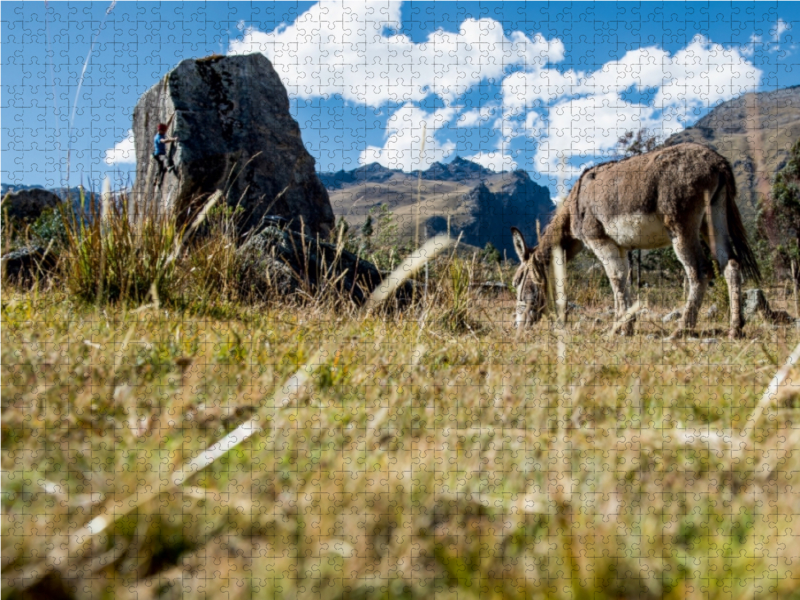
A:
3;1;799;197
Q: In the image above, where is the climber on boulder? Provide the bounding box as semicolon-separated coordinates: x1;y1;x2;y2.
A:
153;123;179;177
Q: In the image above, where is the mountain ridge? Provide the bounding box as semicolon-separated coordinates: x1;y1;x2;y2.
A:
322;156;554;259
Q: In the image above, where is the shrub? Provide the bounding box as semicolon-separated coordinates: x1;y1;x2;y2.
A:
482;241;501;264
30;207;68;247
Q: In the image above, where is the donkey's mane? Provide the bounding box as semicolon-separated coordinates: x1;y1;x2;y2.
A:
535;175;582;260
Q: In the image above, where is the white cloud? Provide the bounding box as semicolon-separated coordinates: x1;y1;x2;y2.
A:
433;105;460;128
653;35;760;111
229;2;763;184
465;151;518;172
360;103;456;171
742;34;762;57
524;35;761;179
524;110;544;134
229;0;564;106
579;47;669;94
533;92;676;179
457;105;496;128
104;130;135;165
502;69;581;111
773;18;791;42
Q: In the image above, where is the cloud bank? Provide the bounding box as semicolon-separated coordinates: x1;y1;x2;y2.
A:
223;2;773;181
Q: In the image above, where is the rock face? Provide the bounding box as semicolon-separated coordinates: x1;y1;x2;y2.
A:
454;172;550;258
318;163;402;191
411;156;496;182
1;188;61;222
131;54;334;237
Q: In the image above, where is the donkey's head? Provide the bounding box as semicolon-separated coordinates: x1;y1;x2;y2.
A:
511;227;547;328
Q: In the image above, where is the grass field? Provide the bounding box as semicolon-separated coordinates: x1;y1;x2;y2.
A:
3;267;800;599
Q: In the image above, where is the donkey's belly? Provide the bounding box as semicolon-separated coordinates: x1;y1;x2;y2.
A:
601;214;672;249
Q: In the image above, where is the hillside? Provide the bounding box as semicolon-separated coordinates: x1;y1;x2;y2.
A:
664;85;800;223
1;184;84;201
323;156;554;260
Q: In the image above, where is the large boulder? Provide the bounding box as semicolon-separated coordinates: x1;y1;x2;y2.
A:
237;220;412;306
1;188;61;223
131;54;334;238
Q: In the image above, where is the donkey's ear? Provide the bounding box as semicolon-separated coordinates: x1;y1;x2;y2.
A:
511;227;529;262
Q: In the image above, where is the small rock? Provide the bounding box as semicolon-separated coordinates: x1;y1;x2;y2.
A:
744;288;795;325
1;245;58;286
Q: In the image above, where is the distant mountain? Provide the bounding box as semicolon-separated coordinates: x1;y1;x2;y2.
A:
410;156;497;182
318;163;402;190
664;85;800;224
322;157;554;260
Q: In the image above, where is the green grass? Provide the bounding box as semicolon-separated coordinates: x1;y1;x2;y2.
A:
2;280;799;599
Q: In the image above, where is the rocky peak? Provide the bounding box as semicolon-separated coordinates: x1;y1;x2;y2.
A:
318;163;400;190
415;156;495;181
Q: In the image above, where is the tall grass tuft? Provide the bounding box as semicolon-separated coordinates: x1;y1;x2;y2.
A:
60;188;206;305
183;199;243;307
440;256;473;332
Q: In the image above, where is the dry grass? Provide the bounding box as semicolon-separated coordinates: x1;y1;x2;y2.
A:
3;261;800;599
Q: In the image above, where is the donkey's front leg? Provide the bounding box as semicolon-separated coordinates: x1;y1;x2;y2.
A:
591;241;635;336
616;252;635;336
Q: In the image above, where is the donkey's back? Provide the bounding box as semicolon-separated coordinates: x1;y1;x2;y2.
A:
569;143;735;250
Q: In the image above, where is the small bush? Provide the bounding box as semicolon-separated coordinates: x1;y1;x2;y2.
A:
30;207;68;247
482;241;501;264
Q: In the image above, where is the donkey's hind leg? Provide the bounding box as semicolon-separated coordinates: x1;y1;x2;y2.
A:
704;195;744;338
671;232;708;337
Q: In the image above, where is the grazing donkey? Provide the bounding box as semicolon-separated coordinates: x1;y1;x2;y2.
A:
511;143;760;339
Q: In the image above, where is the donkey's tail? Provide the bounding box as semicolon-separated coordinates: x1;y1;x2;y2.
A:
715;168;761;283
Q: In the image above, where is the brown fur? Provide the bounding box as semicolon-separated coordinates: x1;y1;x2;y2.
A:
512;143;761;337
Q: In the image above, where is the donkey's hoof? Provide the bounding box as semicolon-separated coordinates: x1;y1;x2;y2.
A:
728;328;745;340
666;328;688;341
